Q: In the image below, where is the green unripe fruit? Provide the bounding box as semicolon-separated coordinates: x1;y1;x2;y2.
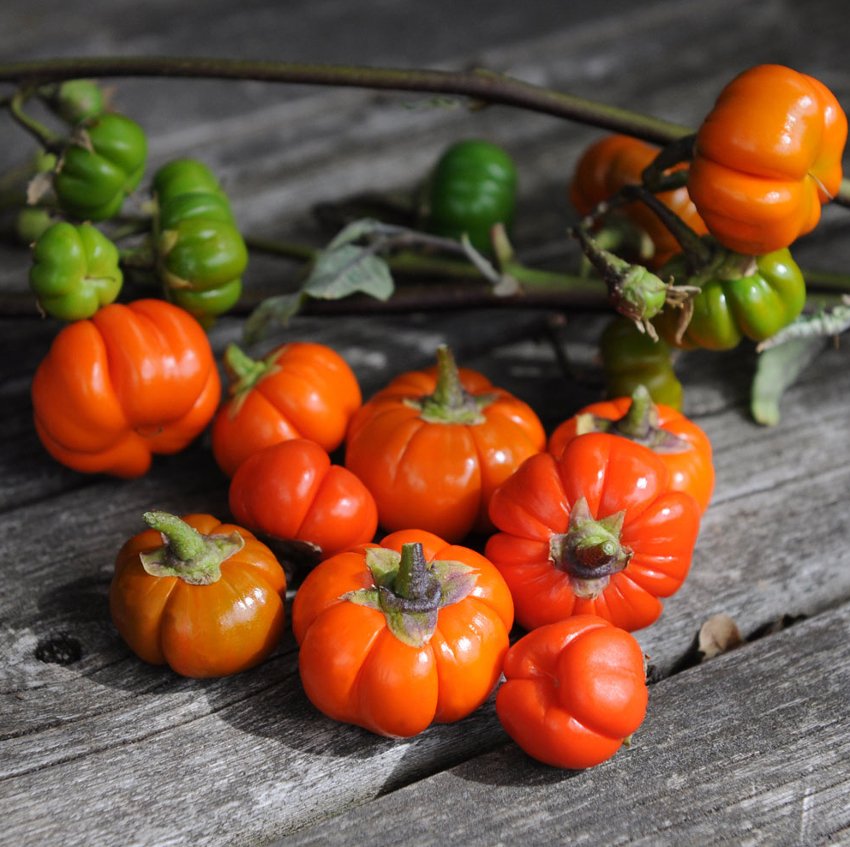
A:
426;139;517;254
29;222;122;321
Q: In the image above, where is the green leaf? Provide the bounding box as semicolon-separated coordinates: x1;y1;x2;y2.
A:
751;338;826;426
302;244;394;302
326;217;386;251
243;292;306;344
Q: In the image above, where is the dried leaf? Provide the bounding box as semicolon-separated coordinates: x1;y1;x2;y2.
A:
68;126;94;152
756;301;850;351
26;172;53;206
697;613;743;661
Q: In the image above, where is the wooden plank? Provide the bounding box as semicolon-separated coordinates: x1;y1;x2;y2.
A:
1;337;848;844
275;601;850;847
1;0;849;844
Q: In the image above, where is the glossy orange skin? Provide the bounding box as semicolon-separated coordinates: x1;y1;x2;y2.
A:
109;514;287;678
31;299;220;478
345;366;546;542
570;134;708;267
496;615;648;769
212;342;362;477
689;64;847;255
548;397;714;513
229;438;378;559
486;433;701;632
292;529;515;737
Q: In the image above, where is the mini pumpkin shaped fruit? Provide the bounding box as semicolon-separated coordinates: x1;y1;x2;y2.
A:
345;345;546;542
110;512;287;678
229;438;378;559
570;134;707;268
599;316;683;410
655;243;806;351
42;79;106;125
486;432;701;632
496;615;648;769
548;385;714;513
212;341;362;477
31;299;220;477
688;64;847;255
29;221;122;321
292;529;514;737
152;158;247;324
53;112;147;221
425;139;517;254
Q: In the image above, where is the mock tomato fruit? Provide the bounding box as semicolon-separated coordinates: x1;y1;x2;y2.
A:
110;512;287;678
345;345;546;542
655;243;806;351
228;439;378;559
548;385;714;513
29;221;122;321
486;432;701;632
496;615;648;769
292;529;514;737
53;113;147;221
153;158;247;324
31;299;220;477
688;64;847;255
599;317;683;410
571;134;707;268
212;341;362;477
426;139;517;254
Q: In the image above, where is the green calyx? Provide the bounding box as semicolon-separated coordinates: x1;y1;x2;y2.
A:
410;345;493;425
139;511;244;586
550;498;632;599
29;221;122;321
343;542;478;647
222;343;277;397
572;225;689;334
577;385;688;453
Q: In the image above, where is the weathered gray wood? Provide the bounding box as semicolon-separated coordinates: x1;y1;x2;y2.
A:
0;0;849;845
276;602;850;847
1;331;847;845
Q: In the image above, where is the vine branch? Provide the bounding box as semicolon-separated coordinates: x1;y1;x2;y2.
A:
0;56;689;145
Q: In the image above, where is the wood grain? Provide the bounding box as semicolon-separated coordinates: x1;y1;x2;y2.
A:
0;0;849;845
277;602;850;847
